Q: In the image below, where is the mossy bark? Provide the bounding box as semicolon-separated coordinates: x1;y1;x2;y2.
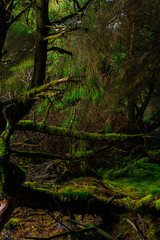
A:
17;76;77;103
16;120;147;142
0;176;125;231
11;145;109;161
0;138;25;196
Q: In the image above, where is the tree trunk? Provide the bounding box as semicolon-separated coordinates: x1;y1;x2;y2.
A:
31;0;49;87
0;0;13;61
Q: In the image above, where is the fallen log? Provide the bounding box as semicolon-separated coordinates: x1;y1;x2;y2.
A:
15;120;147;142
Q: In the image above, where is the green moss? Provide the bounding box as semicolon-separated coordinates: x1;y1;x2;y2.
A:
16;120;145;142
57;186;96;202
140;194;153;204
151;189;160;196
4;217;23;230
24;181;42;188
154;199;160;211
0;138;8;161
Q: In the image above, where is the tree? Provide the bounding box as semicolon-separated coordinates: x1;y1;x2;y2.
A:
109;0;160;128
0;0;159;238
0;0;124;233
0;0;31;62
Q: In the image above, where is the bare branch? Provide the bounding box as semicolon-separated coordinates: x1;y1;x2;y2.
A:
50;0;93;25
8;3;32;27
47;46;73;56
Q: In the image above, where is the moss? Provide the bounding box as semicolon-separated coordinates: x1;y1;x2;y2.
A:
148;149;160;159
0;137;9;161
139;194;153;204
4;217;23;230
154;199;160;211
24;181;42;188
16;120;145;142
57;185;96;202
151;189;160;196
23;182;53;197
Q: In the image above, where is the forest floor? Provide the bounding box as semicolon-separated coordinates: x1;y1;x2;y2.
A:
1;157;160;240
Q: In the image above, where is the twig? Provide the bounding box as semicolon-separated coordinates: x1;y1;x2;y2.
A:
138;214;147;239
67;218;88;227
127;219;147;240
44;210;72;232
42;99;54;124
25;226;95;240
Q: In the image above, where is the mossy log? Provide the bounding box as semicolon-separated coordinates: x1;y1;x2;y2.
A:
0;176;126;231
0;138;123;231
15;120;147;142
19;181;121;217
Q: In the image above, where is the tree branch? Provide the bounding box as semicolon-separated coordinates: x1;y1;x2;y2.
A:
47;46;73;56
8;3;32;28
10;149;66;161
50;0;93;25
15;121;147;142
17;76;81;102
10;145;109;161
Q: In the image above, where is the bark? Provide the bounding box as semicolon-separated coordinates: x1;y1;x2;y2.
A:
0;199;18;231
15;120;147;142
0;138;124;231
18;184;111;216
0;0;13;61
31;0;49;87
10;149;66;161
10;145;109;161
47;46;73;56
136;74;155;123
17;76;79;102
0;181;125;232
